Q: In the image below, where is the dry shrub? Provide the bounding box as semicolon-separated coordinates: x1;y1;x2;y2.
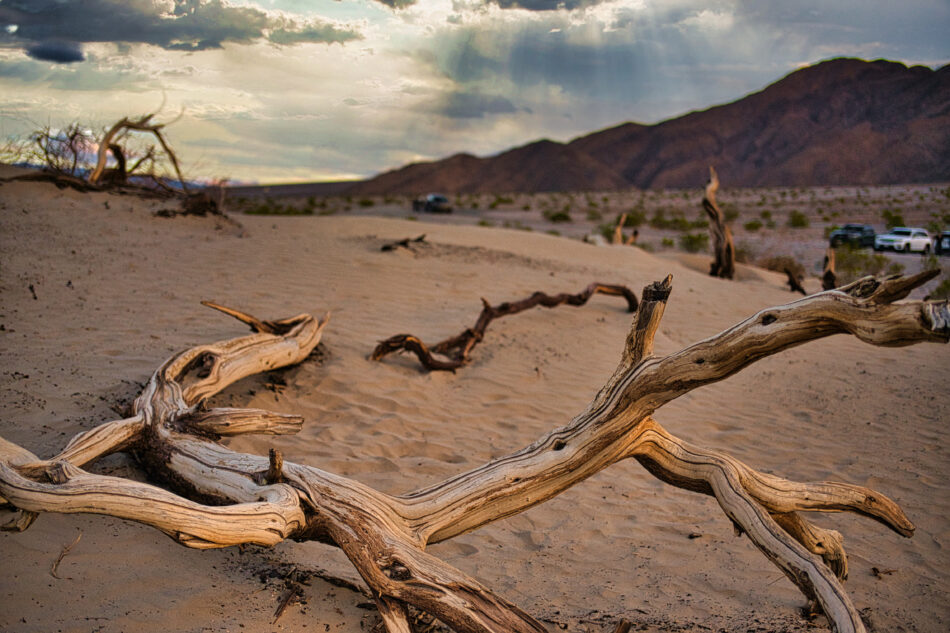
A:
759;255;805;280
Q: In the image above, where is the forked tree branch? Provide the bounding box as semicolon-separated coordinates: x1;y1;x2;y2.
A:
1;273;947;633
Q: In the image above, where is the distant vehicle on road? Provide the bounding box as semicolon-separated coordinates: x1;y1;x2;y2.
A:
935;231;950;255
412;193;452;214
874;227;932;253
828;223;875;248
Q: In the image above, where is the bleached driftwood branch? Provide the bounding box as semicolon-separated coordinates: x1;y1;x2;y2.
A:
703;166;736;279
372;282;639;371
2;271;947;633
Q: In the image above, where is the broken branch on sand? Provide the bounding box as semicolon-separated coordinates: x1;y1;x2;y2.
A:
1;271;947;633
371;282;640;371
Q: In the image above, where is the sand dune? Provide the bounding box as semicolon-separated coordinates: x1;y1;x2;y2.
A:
1;177;947;632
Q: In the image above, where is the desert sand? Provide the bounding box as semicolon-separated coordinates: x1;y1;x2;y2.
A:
1;173;948;633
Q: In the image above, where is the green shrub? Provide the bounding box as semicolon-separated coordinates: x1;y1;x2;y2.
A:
734;242;756;264
478;219;495;227
743;219;763;232
723;204;740;223
661;237;675;248
882;208;905;229
543;208;572;223
679;232;709;253
586;208;602;221
489;195;514;210
759;255;805;280
927;277;950;300
358;198;374;208
650;208;706;231
834;246;905;284
787;210;809;228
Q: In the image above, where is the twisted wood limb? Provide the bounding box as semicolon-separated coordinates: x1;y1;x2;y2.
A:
703;166;736;280
2;275;947;633
371;282;639;371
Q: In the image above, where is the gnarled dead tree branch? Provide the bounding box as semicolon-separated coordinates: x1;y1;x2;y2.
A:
371;283;639;371
703;166;736;279
89;112;188;193
2;271;947;633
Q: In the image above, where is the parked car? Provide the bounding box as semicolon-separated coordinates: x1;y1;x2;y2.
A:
828;223;875;248
412;193;452;214
874;227;932;253
935;231;950;255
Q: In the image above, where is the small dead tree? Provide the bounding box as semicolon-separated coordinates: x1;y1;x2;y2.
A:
703;166;736;279
88;111;188;193
1;272;947;633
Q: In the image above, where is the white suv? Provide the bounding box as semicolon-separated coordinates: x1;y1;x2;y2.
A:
874;227;932;253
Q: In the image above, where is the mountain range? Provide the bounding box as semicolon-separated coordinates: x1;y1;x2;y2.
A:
234;58;950;197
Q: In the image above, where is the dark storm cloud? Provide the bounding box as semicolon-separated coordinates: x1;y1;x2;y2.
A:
419;90;520;119
442;91;518;118
26;40;84;63
486;0;606;10
374;0;418;8
0;0;361;54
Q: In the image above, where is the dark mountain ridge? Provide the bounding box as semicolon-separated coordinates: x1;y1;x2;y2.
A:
235;58;950;196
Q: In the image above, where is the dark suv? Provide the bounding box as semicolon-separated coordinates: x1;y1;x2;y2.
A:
412;193;452;214
829;223;875;248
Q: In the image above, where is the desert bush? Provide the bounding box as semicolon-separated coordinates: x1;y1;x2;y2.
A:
927;277;950;300
882;208;905;229
734;242;757;264
543;208;572;223
489;195;515;209
833;246;905;284
759;255;805;280
245;201;312;216
679;232;709;253
358;198;374;208
586;209;602;221
787;210;809;228
650;208;706;231
722;204;740;223
743;219;764;232
621;208;647;227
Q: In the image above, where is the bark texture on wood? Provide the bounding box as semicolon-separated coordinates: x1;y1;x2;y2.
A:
703;166;736;279
371;283;639;371
2;272;947;633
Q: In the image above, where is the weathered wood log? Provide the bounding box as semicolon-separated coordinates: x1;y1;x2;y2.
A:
823;248;838;291
703;166;736;279
2;272;947;633
371;283;639;371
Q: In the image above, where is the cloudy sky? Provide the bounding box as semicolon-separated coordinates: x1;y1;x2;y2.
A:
1;1;947;183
